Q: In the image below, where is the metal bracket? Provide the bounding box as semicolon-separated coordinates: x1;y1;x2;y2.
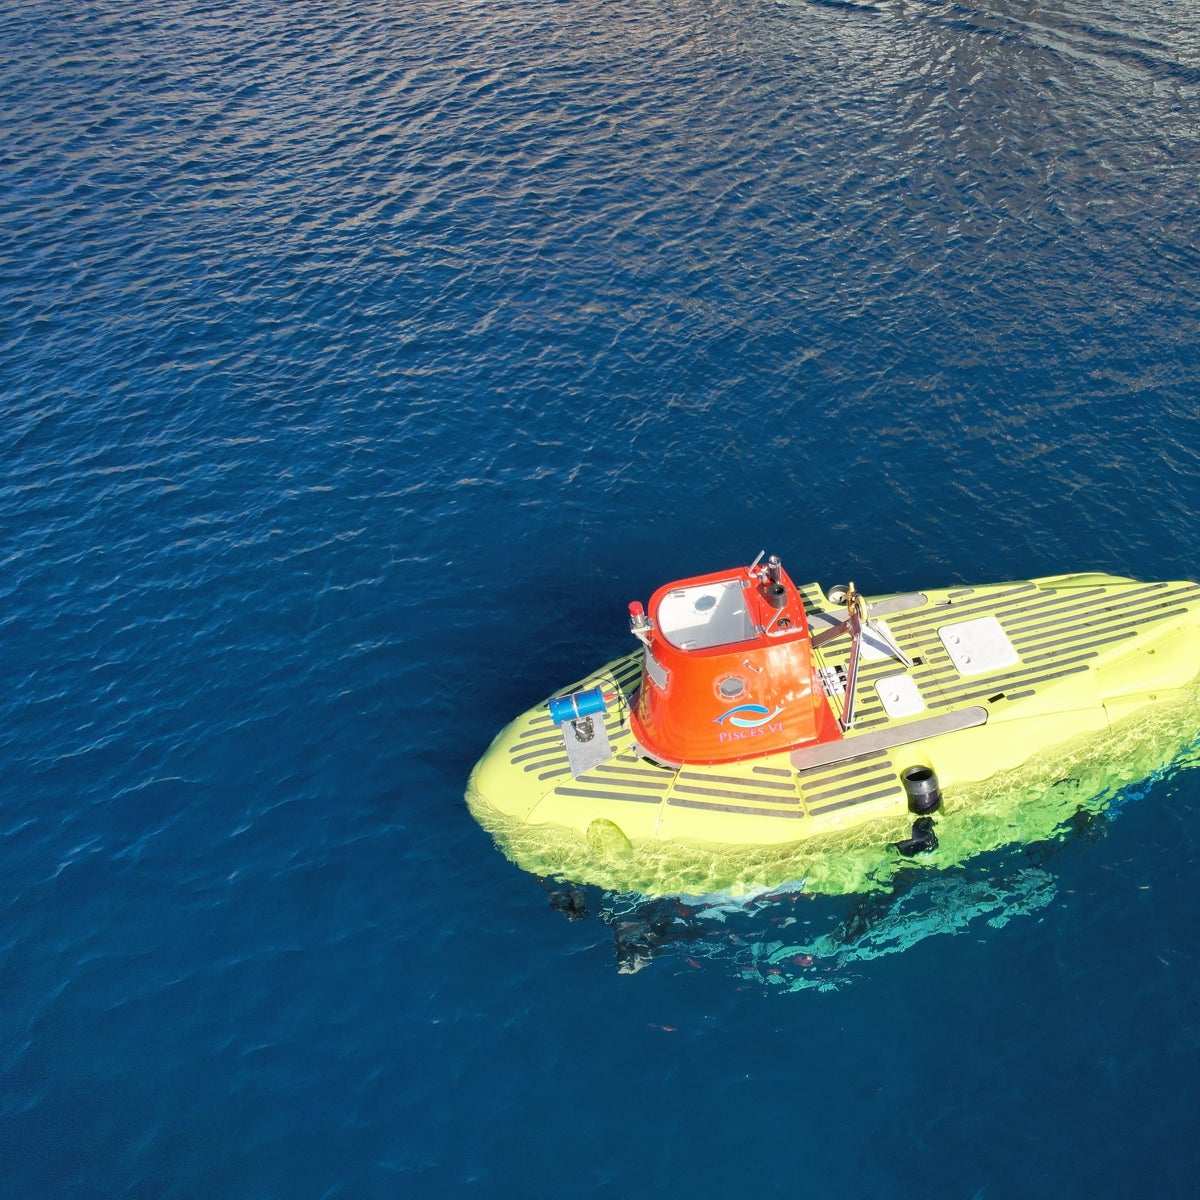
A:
559;716;612;778
811;582;913;731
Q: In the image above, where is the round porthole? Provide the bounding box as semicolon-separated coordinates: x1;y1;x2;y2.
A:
717;676;746;700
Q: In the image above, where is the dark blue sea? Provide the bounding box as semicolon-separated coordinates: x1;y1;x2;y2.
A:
4;1;1200;1195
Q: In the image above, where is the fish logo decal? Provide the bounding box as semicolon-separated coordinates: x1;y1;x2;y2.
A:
714;703;784;728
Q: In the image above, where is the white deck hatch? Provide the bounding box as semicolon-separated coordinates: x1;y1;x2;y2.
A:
658;579;754;649
875;672;926;717
938;615;1019;675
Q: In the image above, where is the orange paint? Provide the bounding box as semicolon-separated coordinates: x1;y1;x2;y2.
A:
628;561;842;764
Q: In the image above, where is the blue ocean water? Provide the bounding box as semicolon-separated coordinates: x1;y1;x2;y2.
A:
4;0;1200;1195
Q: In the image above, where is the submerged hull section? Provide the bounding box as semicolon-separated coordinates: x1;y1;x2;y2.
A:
467;573;1200;895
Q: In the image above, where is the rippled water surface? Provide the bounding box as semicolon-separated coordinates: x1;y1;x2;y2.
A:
4;1;1200;1196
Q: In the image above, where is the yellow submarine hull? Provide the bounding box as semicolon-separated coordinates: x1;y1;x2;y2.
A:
467;574;1200;896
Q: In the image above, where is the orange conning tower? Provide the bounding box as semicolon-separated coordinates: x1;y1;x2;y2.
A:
628;557;842;765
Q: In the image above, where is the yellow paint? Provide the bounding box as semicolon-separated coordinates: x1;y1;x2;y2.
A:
467;574;1200;895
